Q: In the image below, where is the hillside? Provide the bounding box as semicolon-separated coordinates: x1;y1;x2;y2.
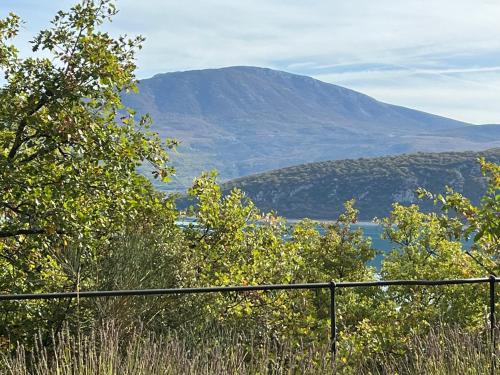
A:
221;149;500;221
122;67;500;191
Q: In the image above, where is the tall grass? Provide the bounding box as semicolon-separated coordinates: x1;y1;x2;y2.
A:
0;323;495;374
365;328;495;375
0;323;332;374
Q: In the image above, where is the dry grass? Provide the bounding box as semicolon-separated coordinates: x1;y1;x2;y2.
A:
364;328;495;375
0;324;496;374
0;323;332;374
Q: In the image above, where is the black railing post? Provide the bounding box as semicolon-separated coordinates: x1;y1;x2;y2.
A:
329;281;337;361
489;275;496;374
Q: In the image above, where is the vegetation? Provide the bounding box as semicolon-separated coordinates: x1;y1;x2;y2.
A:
0;0;178;349
0;324;495;375
0;1;499;373
221;148;500;220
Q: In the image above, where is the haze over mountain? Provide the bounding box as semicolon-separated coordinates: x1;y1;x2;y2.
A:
121;66;500;190
222;149;500;221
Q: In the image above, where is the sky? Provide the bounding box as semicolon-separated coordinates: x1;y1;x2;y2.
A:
2;0;500;124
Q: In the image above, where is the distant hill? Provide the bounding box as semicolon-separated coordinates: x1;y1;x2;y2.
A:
221;149;500;221
122;66;500;190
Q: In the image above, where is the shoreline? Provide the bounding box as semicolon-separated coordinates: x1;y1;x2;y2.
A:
285;218;379;226
176;216;380;226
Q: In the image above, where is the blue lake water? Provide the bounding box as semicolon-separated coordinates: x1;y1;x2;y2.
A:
351;223;389;269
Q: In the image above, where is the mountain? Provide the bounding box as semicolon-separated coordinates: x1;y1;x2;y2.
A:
221;149;500;221
122;66;500;190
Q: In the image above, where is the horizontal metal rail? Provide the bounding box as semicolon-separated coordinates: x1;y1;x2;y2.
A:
0;283;331;301
337;277;495;288
0;277;496;301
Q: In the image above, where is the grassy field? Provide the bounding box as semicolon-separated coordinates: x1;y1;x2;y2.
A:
1;323;496;374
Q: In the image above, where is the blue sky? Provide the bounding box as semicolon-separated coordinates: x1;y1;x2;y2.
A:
2;0;500;124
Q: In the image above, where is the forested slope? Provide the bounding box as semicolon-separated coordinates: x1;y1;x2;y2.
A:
222;148;500;220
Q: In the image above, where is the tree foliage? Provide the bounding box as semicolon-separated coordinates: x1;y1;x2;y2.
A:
417;158;500;273
0;0;175;348
183;174;382;357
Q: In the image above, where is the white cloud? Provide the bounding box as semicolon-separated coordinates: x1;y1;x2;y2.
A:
2;0;500;123
105;0;500;73
315;69;500;124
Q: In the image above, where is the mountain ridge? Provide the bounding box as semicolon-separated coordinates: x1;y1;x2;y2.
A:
122;66;500;190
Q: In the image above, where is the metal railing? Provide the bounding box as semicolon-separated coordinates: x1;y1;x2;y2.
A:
1;276;498;368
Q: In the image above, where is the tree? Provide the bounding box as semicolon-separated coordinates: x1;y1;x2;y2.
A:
417;158;500;273
379;204;484;333
0;0;174;348
184;180;386;365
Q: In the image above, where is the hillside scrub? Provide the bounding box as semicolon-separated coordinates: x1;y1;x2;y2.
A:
1;0;500;372
221;148;500;220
